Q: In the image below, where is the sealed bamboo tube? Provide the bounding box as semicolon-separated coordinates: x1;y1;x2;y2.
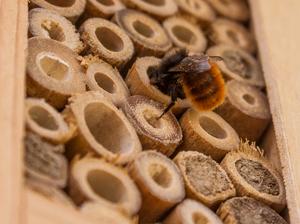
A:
177;109;240;161
25;98;74;144
85;60;130;106
121;0;178;20
207;44;265;87
80;202;134;224
29;8;84;53
26;178;75;208
114;9;172;57
208;18;256;53
122;95;183;156
174;151;236;209
206;0;249;22
175;0;216;25
69;157;141;216
84;0;125;19
126;57;190;115
64;91;142;165
26;37;86;110
163;199;223;224
29;0;86;23
163;17;207;53
80;18;134;68
215;80;271;141
128;151;185;223
25;132;68;188
221;141;286;212
217;197;288;224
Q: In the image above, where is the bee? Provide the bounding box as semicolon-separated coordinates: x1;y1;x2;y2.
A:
148;48;226;118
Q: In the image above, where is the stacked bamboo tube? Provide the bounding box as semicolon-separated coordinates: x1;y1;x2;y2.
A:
24;0;287;223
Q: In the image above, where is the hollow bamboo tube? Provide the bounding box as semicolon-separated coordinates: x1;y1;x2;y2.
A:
128;151;185;223
29;8;84;53
215;80;271;141
26;37;86;110
177;109;240;161
208;18;256;53
122;95;183;156
64;91;142;165
69;156;141;216
206;0;250;22
25;132;68;188
175;0;216;25
114;9;172;57
163;199;223;224
174;151;236;209
80;18;134;68
84;0;125;19
217;197;287;224
29;0;86;23
85;60;130;106
121;0;178;20
220;142;286;212
125;57;190;116
163;17;207;53
207;44;265;87
80;202;134;224
25;98;74;144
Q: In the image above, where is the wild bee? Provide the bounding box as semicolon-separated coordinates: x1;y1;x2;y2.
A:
148;48;226;117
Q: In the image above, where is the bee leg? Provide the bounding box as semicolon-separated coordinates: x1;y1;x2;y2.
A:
159;84;178;119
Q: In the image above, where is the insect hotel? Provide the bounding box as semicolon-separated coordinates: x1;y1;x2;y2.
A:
0;0;299;223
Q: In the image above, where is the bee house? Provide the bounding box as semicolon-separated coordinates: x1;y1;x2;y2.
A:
0;0;300;223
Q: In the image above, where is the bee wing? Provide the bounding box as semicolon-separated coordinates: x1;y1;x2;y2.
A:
168;55;211;73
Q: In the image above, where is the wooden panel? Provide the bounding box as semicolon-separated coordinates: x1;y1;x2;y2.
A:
249;0;300;223
0;0;27;223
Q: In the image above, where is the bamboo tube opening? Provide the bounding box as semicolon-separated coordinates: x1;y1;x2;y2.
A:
86;169;126;203
172;25;196;44
95;27;124;52
29;106;59;131
69;157;141;215
242;93;255;105
199;116;227;139
148;163;172;188
44;0;76;7
84;102;133;154
94;73;116;93
39;55;70;81
143;0;166;6
133;20;154;38
41;20;66;42
96;0;114;6
193;213;209;224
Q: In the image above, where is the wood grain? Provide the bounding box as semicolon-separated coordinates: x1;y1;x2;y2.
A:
0;0;27;223
250;0;300;223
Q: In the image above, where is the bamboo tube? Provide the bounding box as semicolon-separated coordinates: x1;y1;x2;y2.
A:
84;0;125;19
208;18;256;53
80;202;134;224
69;156;141;216
175;0;216;25
80;18;134;68
177;109;240;161
163;199;223;224
26;178;75;208
25;98;74;144
121;0;178;20
114;9;172;57
215;80;271;141
174;151;236;209
217;197;287;224
125;57;190;116
29;0;86;23
221;141;286;212
28;8;84;53
121;95;183;156
26;37;86;110
163;17;207;53
25;132;68;188
207;44;265;88
206;0;250;22
85;60;130;106
128;151;185;223
64;91;142;165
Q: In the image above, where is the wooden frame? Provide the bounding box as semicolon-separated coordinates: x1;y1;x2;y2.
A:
0;0;299;223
